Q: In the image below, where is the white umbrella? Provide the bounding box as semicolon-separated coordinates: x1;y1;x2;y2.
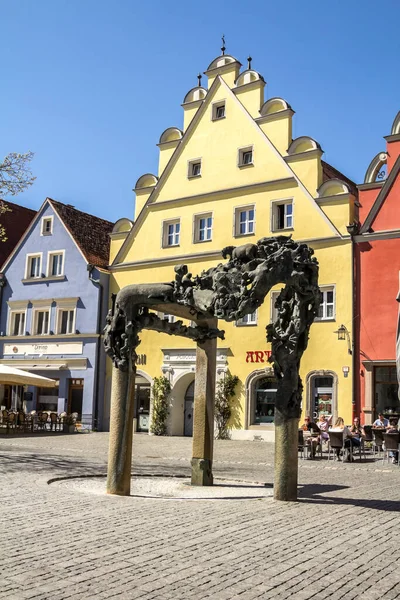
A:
0;364;56;388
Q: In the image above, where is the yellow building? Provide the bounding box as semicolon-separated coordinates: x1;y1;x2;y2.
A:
105;49;357;439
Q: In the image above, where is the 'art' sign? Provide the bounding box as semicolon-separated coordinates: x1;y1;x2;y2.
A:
246;350;272;363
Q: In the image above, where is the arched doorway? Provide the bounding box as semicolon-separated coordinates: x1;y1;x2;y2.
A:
184;380;194;437
306;371;337;422
245;369;277;427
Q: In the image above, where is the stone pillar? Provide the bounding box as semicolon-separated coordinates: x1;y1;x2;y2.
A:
274;412;299;502
107;359;136;496
191;320;217;486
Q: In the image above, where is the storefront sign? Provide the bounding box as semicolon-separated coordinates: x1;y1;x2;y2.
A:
246;350;272;363
4;342;83;356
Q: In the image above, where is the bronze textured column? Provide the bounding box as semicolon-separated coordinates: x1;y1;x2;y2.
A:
106;358;136;496
274;411;299;501
191;318;217;486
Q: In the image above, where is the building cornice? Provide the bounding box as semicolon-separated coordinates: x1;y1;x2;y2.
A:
354;229;400;242
357;181;384;191
148;177;297;211
284;149;323;162
255;109;294;125
384;133;400;143
0;333;100;340
315;193;352;205
110;235;349;271
233;80;266;94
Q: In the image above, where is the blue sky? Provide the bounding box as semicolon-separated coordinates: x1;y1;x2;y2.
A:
1;0;399;223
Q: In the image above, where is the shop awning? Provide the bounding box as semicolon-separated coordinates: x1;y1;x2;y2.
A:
0;365;56;387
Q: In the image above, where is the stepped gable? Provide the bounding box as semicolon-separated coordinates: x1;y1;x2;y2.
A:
0;199;36;266
321;160;357;196
49;199;113;269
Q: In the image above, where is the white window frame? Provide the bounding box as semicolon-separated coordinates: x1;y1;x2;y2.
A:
271;199;294;232
56;307;76;335
316;286;336;321
32;307;51;335
270;290;280;323
234;205;255;237
47;250;65;277
236;310;257;326
238;146;254;167
162;219;181;248
212;101;226;121
160;313;175;323
193;212;213;243
8;309;27;336
41;216;53;236
188;159;202;179
24;252;43;279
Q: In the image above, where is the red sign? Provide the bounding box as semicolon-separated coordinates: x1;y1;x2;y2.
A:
246;350;272;363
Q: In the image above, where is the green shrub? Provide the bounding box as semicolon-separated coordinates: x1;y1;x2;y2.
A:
150;376;171;436
215;373;239;440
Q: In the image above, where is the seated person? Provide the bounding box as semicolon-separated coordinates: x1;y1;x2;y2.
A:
301;416;320;458
386;418;399;464
373;412;389;429
329;416;354;461
349;417;364;447
317;413;330;444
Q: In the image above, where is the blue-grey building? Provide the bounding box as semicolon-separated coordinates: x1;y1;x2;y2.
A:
0;197;112;428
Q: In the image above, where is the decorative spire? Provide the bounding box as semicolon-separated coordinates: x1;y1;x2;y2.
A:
221;34;226;56
247;56;252;70
197;72;202;87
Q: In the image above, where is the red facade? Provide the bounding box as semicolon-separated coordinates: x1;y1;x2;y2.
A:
355;114;400;424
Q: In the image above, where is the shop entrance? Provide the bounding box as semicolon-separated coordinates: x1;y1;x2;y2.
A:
312;376;334;420
68;379;84;418
136;377;151;432
184;380;194;437
254;377;277;424
374;366;400;419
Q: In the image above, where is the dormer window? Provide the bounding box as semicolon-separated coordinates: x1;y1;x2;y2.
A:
238;147;253;167
188;160;202;178
41;217;53;236
212;101;226;120
25;253;42;279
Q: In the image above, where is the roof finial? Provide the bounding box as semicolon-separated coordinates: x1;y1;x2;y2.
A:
197;72;202;87
247;55;252;70
221;34;226;56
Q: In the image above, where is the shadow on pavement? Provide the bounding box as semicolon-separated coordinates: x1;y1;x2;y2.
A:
0;452;104;475
298;482;400;512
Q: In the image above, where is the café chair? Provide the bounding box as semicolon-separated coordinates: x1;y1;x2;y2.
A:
298;429;307;459
328;431;346;462
372;429;385;457
382;433;400;465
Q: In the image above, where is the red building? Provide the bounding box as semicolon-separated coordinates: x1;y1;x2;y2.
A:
355;111;400;424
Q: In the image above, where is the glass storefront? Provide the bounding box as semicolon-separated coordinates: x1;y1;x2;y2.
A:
312;376;333;420
374;366;400;418
254;377;277;424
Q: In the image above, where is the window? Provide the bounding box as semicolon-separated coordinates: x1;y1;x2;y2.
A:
272;201;293;231
48;252;64;277
34;310;50;335
236;310;257;326
58;309;75;334
163;220;180;247
253;377;277;424
238;147;253;167
188;160;201;178
10;311;26;336
194;214;212;242
317;287;335;320
235;206;255;236
25;254;42;279
41;217;53;236
374;366;400;418
162;313;175;323
212;102;225;120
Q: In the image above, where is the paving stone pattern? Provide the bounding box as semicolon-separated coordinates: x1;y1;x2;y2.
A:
1;432;400;599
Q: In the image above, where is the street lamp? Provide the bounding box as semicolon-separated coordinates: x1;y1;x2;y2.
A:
334;324;352;354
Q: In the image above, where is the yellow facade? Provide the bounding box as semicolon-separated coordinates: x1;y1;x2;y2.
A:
105;51;356;439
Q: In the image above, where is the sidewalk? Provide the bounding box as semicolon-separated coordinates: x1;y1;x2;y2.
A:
1;433;400;599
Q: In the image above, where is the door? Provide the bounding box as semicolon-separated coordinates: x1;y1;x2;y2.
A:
184;380;194;437
68;379;84;418
137;383;151;432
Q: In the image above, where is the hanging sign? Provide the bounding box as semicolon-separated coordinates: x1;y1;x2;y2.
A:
246;350;272;363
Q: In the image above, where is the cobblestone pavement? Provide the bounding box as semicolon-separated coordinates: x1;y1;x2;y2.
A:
1;432;400;599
